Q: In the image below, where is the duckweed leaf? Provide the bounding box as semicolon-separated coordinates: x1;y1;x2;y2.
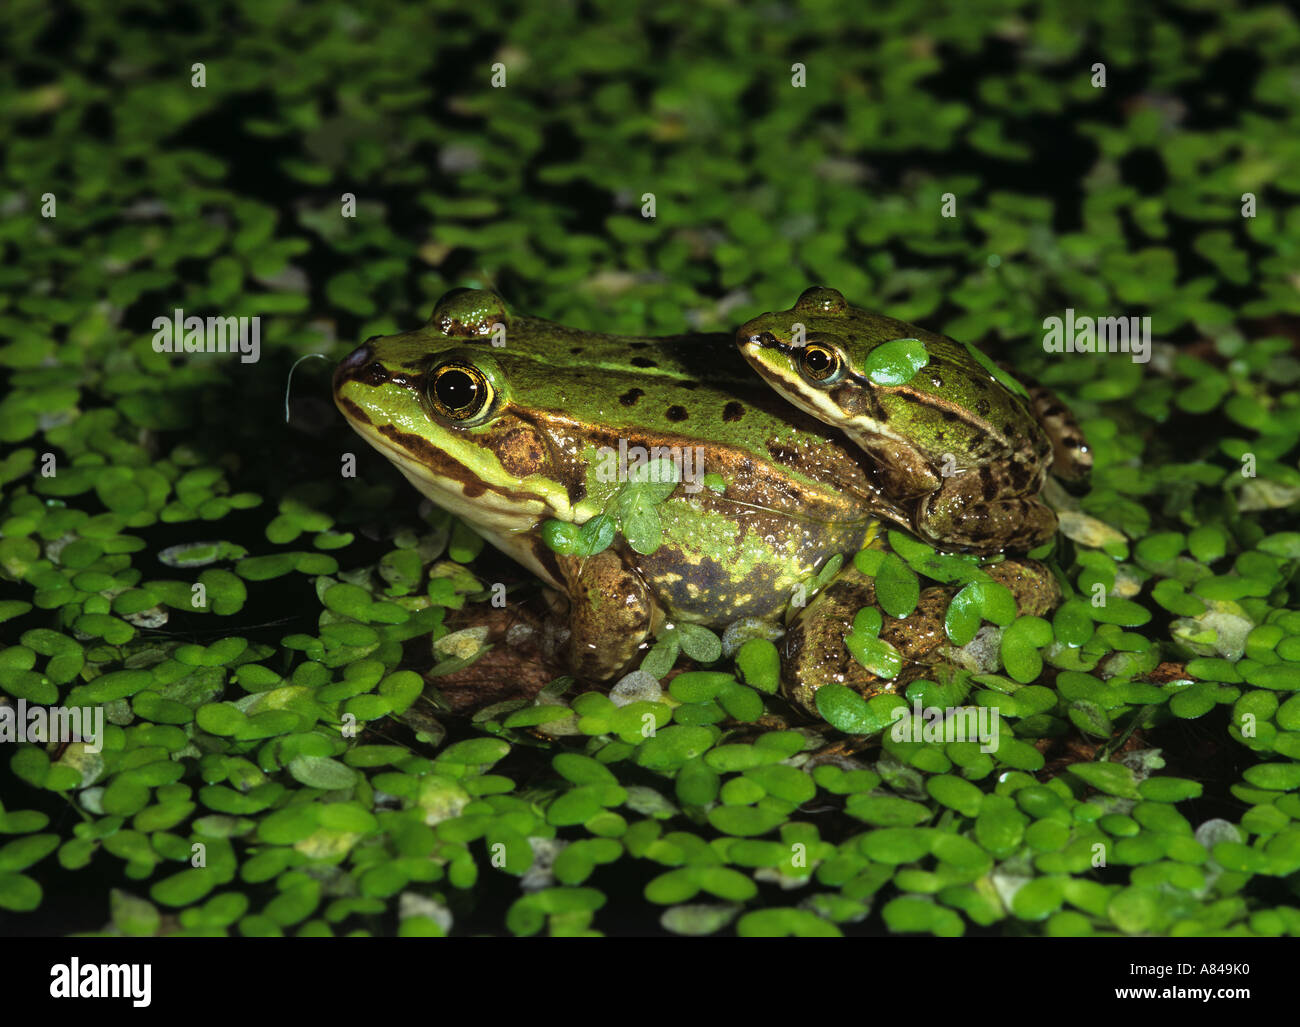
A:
865;339;928;386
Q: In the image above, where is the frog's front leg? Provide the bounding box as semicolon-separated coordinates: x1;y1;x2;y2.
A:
561;547;658;681
917;475;1060;553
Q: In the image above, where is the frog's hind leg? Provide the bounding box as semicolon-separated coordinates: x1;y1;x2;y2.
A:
781;553;1063;718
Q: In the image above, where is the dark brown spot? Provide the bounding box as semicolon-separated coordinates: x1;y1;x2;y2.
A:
630;357;658;368
570;346;584;354
666;405;688;422
493;426;547;477
357;362;390;386
975;399;991;417
619;388;644;406
979;466;998;501
722;401;745;422
630;341;649;350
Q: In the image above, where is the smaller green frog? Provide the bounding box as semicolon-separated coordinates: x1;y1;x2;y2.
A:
736;287;1091;554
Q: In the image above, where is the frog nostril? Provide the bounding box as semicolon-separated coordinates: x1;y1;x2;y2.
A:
342;343;372;369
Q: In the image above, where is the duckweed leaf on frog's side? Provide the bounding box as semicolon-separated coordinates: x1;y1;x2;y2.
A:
578;514;616;556
851;606;884;638
854;547;886;578
808;552;844;594
946;579;1019;645
864;339;929;386
540;521;578;557
620;503;665;556
944;585;983;646
627;456;682;498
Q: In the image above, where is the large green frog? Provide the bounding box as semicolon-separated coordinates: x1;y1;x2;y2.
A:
736;287;1091;555
334;288;883;684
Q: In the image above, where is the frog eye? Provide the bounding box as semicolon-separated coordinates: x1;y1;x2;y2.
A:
798;343;842;385
429;361;492;421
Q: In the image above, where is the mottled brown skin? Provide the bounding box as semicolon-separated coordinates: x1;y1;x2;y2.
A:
783;556;1061;716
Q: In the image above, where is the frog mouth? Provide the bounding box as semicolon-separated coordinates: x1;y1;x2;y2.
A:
338;412;573;587
349;414;561;529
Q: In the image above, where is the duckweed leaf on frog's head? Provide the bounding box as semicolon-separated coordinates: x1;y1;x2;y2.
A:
864;339;929;386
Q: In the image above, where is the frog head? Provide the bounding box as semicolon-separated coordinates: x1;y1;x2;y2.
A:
333;290;576;583
734;286;904;433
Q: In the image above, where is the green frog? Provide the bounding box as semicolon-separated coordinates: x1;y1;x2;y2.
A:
736;287;1091;555
334;288;884;684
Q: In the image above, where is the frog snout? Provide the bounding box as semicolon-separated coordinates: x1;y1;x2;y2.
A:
333;342;375;391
